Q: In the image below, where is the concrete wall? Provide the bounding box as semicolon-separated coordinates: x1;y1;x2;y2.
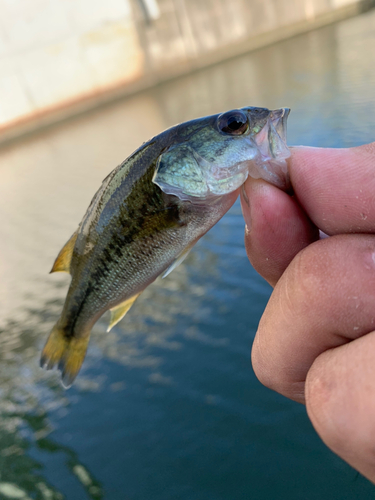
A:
135;0;356;69
0;0;373;144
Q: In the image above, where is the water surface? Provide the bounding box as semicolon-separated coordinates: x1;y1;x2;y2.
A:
1;8;375;500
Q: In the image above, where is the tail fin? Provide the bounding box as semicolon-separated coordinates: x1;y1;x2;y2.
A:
40;321;90;388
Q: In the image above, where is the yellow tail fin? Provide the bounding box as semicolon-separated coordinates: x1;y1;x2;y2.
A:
40;321;90;388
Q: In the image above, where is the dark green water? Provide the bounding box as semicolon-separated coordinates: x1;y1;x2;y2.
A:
1;8;375;500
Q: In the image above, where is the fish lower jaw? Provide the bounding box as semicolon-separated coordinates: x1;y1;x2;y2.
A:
247;156;290;190
206;171;248;196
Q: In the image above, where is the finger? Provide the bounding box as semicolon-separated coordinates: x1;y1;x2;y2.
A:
240;178;318;286
288;143;375;234
306;332;375;483
251;234;375;403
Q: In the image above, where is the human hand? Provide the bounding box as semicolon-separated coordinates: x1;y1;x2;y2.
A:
240;143;375;483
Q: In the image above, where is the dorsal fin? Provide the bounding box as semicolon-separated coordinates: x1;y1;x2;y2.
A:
50;231;78;274
107;293;141;332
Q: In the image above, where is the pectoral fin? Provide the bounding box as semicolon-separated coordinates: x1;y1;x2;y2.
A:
50;231;78;274
162;243;195;278
107;293;141;332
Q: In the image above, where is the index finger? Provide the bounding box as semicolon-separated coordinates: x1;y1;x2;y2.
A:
289;143;375;234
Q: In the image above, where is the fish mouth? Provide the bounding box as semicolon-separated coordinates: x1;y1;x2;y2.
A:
269;107;290;143
248;107;291;189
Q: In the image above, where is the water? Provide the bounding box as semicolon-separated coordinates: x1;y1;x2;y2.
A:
1;8;375;499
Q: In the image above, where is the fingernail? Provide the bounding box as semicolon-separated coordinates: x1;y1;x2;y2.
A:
241;183;249;206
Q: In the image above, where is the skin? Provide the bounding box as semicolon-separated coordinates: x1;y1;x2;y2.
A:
240;142;375;483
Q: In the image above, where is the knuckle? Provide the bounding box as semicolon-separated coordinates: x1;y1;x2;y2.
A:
250;246;326;396
251;336;304;400
251;335;275;390
251;327;298;398
306;346;375;485
305;358;345;452
305;351;375;462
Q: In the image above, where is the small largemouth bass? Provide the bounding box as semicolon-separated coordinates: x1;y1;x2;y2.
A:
41;106;290;386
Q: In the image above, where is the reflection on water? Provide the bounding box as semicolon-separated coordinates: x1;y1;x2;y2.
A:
1;8;375;500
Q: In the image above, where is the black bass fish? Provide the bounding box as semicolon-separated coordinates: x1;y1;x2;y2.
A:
41;106;290;387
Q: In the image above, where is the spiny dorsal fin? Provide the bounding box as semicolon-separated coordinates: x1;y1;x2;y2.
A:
107;293;141;332
50;231;78;274
162;243;194;279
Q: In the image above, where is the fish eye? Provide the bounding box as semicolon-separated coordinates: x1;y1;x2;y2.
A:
217;110;249;135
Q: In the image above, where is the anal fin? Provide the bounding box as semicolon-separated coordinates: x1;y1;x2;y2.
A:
107;293;141;332
50;230;78;274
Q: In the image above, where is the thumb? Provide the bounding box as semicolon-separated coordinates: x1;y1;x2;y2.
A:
240;177;318;286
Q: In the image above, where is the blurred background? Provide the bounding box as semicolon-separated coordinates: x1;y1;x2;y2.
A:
1;0;375;499
1;0;374;144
